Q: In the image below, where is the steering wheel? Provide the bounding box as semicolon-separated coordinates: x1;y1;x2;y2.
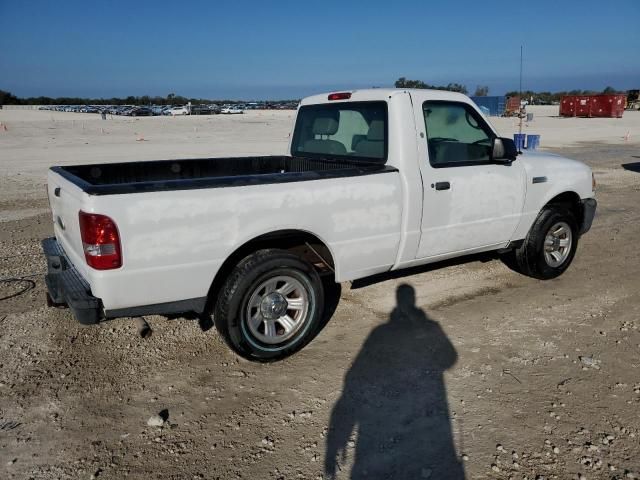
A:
429;137;458;142
465;111;483;130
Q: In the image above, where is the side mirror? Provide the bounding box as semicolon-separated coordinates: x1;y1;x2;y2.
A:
491;137;518;164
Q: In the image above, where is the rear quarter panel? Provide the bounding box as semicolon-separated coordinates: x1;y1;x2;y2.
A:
84;172;403;310
47;169;93;281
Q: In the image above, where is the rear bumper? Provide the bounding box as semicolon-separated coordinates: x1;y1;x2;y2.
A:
580;198;597;235
42;237;103;325
42;237;208;324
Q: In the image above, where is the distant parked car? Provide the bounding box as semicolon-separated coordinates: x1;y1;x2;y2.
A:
128;107;153;117
191;104;221;115
115;106;135;115
190;104;208;115
221;106;244;114
167;106;189;116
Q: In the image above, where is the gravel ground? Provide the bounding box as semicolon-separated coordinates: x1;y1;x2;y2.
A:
1;128;640;478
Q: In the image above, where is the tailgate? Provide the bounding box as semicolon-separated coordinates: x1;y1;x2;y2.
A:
46;169;90;278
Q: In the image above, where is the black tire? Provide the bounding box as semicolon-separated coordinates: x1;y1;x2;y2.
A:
214;249;324;361
504;205;579;280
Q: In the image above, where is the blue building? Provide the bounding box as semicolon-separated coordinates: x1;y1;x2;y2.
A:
470;96;506;116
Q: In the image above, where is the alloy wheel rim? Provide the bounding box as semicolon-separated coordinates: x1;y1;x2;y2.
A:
543;221;572;267
245;275;310;345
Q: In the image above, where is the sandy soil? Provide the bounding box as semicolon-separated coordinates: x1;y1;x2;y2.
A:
1;108;640;479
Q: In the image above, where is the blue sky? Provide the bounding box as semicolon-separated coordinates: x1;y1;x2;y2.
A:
1;0;638;99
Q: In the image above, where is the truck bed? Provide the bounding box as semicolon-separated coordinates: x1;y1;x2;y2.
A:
52;156;396;195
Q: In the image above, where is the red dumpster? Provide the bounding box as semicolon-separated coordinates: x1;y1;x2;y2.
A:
505;96;520;116
560;96;576;116
560;94;625;118
591;94;625;118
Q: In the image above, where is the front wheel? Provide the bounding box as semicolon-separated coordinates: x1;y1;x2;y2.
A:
503;205;579;280
214;249;324;361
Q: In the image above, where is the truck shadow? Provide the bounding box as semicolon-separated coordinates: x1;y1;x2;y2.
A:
622;162;640;173
351;252;497;289
324;284;465;479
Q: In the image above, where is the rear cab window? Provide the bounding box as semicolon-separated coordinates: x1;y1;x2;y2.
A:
423;101;495;167
291;101;388;163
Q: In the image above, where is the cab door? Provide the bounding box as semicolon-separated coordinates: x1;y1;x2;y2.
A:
412;99;525;259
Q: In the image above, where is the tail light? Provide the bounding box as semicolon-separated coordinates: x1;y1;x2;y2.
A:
78;211;122;269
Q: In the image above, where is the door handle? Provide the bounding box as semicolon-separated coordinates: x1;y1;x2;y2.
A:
434;181;450;191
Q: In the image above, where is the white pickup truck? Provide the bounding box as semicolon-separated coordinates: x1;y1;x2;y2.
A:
43;89;596;361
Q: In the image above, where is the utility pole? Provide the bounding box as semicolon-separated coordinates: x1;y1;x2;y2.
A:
518;45;523;136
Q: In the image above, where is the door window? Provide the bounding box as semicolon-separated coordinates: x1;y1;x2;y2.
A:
423;101;495;167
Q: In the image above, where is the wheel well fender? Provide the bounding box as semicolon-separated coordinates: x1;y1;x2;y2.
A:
205;230;336;313
543;191;583;226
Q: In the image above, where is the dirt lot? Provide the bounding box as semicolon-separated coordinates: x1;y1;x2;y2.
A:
1;110;640;479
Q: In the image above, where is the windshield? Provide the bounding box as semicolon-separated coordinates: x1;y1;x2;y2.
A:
291;101;388;163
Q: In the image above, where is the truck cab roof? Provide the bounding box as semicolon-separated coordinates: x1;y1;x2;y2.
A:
300;88;472;106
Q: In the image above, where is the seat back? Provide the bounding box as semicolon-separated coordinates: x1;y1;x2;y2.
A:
302;115;347;155
431;141;470;164
353;120;385;159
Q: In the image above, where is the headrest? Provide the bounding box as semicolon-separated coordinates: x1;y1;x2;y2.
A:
351;134;366;150
312;116;339;135
367;120;385;141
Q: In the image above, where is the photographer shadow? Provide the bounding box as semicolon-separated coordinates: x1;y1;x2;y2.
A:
325;284;464;479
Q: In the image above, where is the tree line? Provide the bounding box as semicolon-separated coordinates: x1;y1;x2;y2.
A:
394;78;626;103
0;91;292;106
505;86;625;104
1;83;629;107
394;77;470;94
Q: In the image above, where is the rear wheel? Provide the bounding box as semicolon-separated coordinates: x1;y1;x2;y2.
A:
214;249;324;361
503;205;579;279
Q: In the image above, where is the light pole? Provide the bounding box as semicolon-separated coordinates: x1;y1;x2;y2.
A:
519;45;523;137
